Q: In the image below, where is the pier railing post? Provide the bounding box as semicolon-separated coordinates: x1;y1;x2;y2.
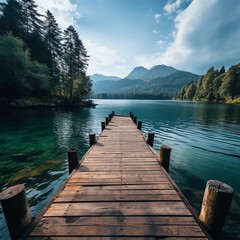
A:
133;116;137;125
199;180;234;239
0;184;32;240
137;121;142;130
101;122;105;131
147;132;155;147
89;133;96;147
160;145;171;172
67;148;78;174
106;117;109;126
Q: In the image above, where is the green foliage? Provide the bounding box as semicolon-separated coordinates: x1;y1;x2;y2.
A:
0;0;91;104
177;64;240;103
0;33;50;100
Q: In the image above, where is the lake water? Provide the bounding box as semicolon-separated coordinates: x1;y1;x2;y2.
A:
0;100;239;239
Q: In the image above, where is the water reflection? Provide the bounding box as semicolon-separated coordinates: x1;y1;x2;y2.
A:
0;101;240;239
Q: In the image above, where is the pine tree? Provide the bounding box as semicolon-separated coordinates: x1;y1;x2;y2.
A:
20;0;43;36
0;0;24;37
43;10;63;93
220;64;240;100
63;25;89;100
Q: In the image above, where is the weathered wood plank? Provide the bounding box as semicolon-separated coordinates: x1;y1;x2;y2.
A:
30;225;205;237
44;201;191;217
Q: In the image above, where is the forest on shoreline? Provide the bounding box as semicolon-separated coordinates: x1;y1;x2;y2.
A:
0;0;92;107
177;64;240;104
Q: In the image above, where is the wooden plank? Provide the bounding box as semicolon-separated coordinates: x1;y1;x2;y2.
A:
44;201;191;217
30;225;205;237
63;183;174;191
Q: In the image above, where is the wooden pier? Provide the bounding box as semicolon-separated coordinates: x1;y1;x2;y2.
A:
27;115;209;239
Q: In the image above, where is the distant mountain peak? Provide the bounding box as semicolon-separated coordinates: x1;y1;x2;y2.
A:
90;73;121;82
125;66;148;80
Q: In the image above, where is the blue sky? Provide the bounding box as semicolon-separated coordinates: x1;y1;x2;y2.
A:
2;0;240;77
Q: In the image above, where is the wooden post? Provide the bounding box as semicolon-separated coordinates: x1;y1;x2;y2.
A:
101;122;105;131
137;121;142;130
108;114;112;121
199;180;234;239
105;117;109;126
147;132;155;147
0;184;32;240
112;111;115;116
89;133;96;147
129;112;132;117
67;148;78;174
133;116;137;124
131;114;134;120
160;145;171;172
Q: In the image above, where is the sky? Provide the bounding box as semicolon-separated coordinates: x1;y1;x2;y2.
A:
3;0;240;78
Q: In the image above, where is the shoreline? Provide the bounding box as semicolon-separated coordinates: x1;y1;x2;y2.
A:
0;99;97;110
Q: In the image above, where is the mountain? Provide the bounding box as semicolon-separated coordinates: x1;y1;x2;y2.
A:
90;73;121;82
125;66;148;80
141;65;177;80
124;64;177;80
93;68;200;99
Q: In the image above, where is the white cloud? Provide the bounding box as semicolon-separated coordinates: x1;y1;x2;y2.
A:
139;0;240;73
154;13;161;23
35;0;78;29
152;29;160;34
84;40;128;77
164;0;182;14
156;40;166;48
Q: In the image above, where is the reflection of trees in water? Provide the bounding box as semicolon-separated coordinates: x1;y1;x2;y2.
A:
53;109;92;157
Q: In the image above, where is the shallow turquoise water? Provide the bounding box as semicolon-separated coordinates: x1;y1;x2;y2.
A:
0;100;239;239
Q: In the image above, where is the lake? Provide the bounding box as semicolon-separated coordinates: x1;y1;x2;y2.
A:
0;100;239;239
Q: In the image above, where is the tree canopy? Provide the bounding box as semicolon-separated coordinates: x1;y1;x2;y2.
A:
177;64;240;103
0;0;91;105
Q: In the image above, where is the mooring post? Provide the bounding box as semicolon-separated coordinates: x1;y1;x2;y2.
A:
199;180;234;239
134;116;137;125
112;111;115;116
67;148;78;174
0;184;32;240
89;133;96;147
137;121;142;130
108;113;112;121
131;114;134;120
101;122;105;131
147;132;155;147
160;145;171;172
106;117;109;126
130;112;132;118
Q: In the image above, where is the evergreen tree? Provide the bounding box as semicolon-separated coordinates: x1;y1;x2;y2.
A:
43;10;62;93
185;82;196;100
198;67;219;101
20;0;43;36
0;0;24;37
220;64;240;100
219;66;225;75
63;25;89;99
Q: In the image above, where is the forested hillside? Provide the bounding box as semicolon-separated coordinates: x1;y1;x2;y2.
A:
0;0;91;106
93;69;199;99
177;64;240;103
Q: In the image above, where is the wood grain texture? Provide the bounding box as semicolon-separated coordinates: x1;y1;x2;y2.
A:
27;116;209;239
